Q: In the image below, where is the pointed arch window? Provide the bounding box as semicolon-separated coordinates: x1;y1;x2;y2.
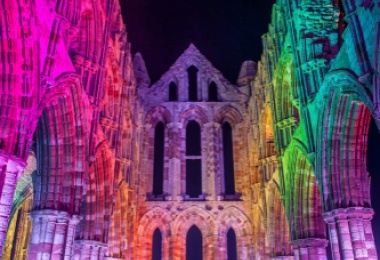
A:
208;82;218;101
152;228;162;260
186;120;202;198
153;122;165;196
187;66;198;101
169;82;178;101
227;228;237;260
223;122;235;195
186;225;202;260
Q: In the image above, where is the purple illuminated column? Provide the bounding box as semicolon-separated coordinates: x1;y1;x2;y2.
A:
290;238;328;260
0;150;26;255
28;210;81;260
239;236;252;260
324;207;377;260
73;240;107;260
167;122;180;201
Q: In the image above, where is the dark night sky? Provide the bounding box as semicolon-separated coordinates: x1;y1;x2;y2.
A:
120;0;276;83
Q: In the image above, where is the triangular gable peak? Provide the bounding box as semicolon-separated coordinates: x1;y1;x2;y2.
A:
145;44;249;103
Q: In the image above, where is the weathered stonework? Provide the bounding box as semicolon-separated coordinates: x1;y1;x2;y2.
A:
135;44;254;259
0;0;379;259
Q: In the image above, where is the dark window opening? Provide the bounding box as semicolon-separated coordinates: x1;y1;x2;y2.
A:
208;82;218;101
169;82;178;101
152;228;162;260
186;159;202;198
188;66;198;101
186;225;202;260
186;120;201;156
153;122;164;196
367;118;380;256
186;120;202;198
227;229;237;260
223;122;235;195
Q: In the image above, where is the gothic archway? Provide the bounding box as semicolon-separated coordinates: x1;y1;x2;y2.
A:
317;71;377;259
171;207;215;259
137;207;173;259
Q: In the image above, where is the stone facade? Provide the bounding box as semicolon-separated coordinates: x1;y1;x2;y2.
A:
0;0;379;259
135;44;254;259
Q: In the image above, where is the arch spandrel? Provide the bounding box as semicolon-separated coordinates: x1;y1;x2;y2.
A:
178;105;209;127
137;207;173;239
171;206;215;239
144;106;173;127
213;105;244;127
216;206;252;238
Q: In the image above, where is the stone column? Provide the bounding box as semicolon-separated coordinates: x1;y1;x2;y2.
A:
73;240;107;260
215;234;225;260
204;236;215;260
205;122;219;200
136;236;148;259
163;235;171;260
363;213;377;259
271;257;294;260
324;219;341;260
290;238;328;260
167;122;181;201
28;210;81;260
323;207;377;260
0;150;26;255
65;215;81;259
171;236;182;260
239;236;252;260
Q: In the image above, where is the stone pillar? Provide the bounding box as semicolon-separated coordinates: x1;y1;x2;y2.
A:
205;122;219;200
0;150;26;255
171;236;182;260
239;236;252;260
271;257;294;260
204;236;215;260
290;238;328;260
325;219;341;260
136;236;148;259
215;234;225;260
167;122;181;201
28;210;81;260
73;240;107;260
163;235;171;260
323;207;377;260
